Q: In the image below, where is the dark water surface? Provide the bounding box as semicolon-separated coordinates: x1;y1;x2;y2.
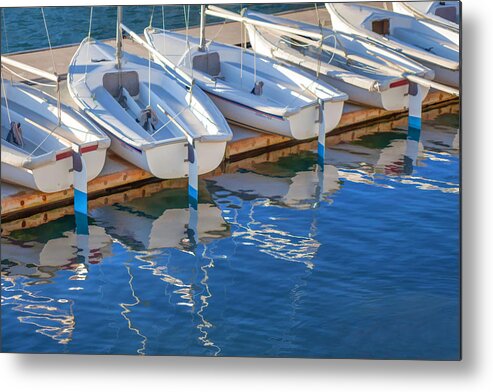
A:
1;108;460;359
0;4;309;54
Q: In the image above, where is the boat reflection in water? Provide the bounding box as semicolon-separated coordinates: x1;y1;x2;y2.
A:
208;152;342;269
1;218;113;345
89;187;230;355
328;114;459;193
91;194;229;252
1;106;459;356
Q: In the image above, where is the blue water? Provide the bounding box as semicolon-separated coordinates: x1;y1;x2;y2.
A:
1;109;460;359
0;4;309;54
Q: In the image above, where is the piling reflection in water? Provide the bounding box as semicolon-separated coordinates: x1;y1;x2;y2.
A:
1;106;460;357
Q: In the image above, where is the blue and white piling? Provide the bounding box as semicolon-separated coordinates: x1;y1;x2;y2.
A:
72;149;88;235
317;98;326;169
404;123;422;175
188;141;199;210
408;82;429;132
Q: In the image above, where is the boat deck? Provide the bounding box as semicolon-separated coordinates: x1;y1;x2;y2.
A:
1;5;459;224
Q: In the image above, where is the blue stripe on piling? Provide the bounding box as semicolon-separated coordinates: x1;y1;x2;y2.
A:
74;188;88;216
408;115;422;132
75;211;89;235
407;126;421;142
189;184;198;210
317;142;325;169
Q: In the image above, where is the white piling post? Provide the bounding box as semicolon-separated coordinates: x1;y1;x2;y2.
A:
408;82;428;132
72;149;88;235
188;141;199;210
317;98;326;169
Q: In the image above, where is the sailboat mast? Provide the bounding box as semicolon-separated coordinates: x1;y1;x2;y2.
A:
116;6;123;69
199;5;206;51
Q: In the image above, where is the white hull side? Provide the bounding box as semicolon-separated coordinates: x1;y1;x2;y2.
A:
322;75;408;110
206;92;290;136
246;24;409;110
423;62;459;89
145;139;228;178
84;148;108;182
206;92;343;139
105;129;226;178
1;157;73;193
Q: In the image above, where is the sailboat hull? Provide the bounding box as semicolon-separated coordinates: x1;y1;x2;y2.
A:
144;29;349;141
245;21;414;111
1;153;73;193
326;3;459;88
207;91;344;139
1;80;110;192
68;38;232;180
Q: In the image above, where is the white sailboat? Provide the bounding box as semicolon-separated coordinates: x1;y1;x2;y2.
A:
144;7;348;141
326;3;460;88
392;1;460;38
1;77;110;193
68;8;232;181
241;9;435;110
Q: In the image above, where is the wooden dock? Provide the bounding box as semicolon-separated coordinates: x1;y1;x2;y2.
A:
1;5;459;224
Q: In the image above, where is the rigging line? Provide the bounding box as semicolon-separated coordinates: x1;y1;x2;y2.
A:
322;34;337;65
183;5;193;81
161;5;166;55
183;5;189;44
150;105;188;138
148;52;151;107
240;4;244;85
149;5;155;28
2;8;9;53
83;7;94;84
314;3;323;78
207;17;227;45
28;121;59;158
281;78;318;112
41;8;57;74
147;7;153;108
1;77;12;125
